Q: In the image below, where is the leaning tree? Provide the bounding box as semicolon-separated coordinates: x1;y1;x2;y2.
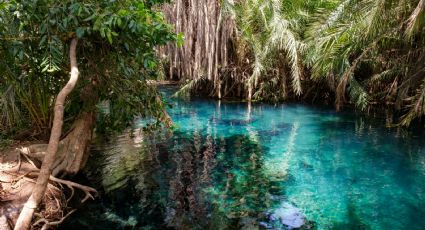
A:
0;0;176;229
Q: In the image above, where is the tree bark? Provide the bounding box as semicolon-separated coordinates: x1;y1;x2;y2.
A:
14;38;80;230
15;114;95;178
16;112;95;177
52;111;95;177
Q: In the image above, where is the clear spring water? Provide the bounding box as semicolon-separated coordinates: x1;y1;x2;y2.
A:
64;86;425;229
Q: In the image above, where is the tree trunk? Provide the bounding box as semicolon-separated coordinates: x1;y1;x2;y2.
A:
17;112;95;177
52;111;95;177
160;0;236;95
14;38;80;230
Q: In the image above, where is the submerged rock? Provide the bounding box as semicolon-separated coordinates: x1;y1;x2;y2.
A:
258;129;281;138
259;221;272;229
270;202;305;229
210;117;256;126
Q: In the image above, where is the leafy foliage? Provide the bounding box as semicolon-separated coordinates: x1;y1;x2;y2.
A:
0;0;176;136
305;0;425;125
165;0;425;126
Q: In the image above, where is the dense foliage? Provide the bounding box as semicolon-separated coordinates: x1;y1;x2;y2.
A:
0;0;176;137
164;0;424;126
305;0;424;126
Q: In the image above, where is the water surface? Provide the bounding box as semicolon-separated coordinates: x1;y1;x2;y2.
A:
64;86;425;229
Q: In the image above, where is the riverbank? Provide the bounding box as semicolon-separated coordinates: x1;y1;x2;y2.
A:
0;142;96;229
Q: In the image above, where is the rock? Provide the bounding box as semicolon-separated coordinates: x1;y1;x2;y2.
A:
270;202;305;228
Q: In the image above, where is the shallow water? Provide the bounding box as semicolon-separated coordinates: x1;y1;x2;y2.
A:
64;86;425;229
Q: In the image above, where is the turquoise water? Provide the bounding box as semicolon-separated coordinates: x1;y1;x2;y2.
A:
64;86;425;229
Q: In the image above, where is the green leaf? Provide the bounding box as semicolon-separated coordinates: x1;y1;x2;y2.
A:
39;35;47;46
176;33;185;47
84;14;97;22
100;27;106;37
106;30;113;44
40;23;47;34
117;9;128;16
18;50;24;60
76;27;85;38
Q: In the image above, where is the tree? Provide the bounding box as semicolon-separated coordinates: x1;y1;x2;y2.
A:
305;0;425;125
0;0;176;228
14;37;80;230
162;0;425;126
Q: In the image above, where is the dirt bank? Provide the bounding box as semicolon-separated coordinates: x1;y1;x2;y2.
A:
0;143;96;229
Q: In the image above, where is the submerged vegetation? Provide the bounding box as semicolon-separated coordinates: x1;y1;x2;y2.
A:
162;0;425;126
64;130;289;229
64;92;425;229
0;0;424;229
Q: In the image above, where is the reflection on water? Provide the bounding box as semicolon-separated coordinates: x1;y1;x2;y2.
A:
64;87;425;230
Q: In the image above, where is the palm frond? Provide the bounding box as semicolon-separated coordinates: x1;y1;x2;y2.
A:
348;78;369;110
406;0;425;37
400;79;425;126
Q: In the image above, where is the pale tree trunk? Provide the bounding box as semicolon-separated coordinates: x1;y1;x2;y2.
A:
14;38;80;230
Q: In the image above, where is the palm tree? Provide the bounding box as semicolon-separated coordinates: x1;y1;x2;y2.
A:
305;0;425;125
164;0;424;126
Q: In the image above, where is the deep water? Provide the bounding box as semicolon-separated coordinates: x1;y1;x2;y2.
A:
63;86;425;230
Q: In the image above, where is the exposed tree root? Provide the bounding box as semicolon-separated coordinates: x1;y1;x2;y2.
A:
1;148;97;229
33;209;76;230
26;172;97;203
16;111;95;178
